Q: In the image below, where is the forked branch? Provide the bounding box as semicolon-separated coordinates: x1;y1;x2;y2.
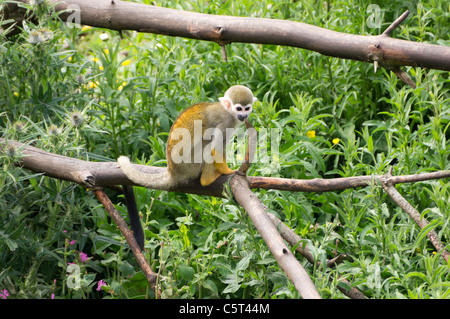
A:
230;119;320;298
3;139;449;196
2;137;449;297
230;174;321;299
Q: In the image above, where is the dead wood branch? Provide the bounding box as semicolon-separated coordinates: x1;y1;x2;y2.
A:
248;171;450;192
2;138;450;196
228;119;322;298
3;138;449;297
382;10;410;37
266;213;344;268
6;0;450;76
381;170;450;263
229;174;320;299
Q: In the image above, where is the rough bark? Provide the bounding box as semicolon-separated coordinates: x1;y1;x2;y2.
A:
3;139;450;196
230;174;321;299
5;0;450;73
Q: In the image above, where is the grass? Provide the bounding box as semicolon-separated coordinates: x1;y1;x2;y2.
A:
0;0;449;299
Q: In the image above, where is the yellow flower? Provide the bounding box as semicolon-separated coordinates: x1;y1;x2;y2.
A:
121;59;132;66
13;92;19;97
104;48;109;54
93;57;99;63
332;138;340;145
118;82;127;90
99;65;104;71
85;81;98;89
81;26;92;32
306;130;316;138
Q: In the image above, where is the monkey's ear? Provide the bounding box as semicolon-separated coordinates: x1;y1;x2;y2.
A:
219;97;231;110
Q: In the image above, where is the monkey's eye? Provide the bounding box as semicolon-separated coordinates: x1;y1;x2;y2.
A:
245;106;251;111
236;106;242;111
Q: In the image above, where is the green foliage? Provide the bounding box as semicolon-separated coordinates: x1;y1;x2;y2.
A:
1;0;449;299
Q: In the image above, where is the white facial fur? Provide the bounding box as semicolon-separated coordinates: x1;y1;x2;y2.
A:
219;87;257;123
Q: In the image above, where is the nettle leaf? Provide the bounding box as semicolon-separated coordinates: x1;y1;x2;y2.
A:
178;264;195;281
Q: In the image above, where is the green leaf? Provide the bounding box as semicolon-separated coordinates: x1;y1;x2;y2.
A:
302;141;326;172
236;252;253;271
3;236;18;252
178;264;195;281
202;279;219;297
413;219;442;249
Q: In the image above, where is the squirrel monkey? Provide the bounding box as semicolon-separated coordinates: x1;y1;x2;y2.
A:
118;85;256;250
118;85;257;189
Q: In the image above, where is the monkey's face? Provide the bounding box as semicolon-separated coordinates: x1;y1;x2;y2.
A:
219;85;257;123
220;97;256;123
232;102;253;122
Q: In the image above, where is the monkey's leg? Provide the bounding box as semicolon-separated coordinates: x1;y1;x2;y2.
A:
200;163;222;186
211;148;235;175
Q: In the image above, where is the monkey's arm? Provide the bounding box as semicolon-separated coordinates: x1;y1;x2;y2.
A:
212;149;235;174
200;154;235;186
200;134;235;186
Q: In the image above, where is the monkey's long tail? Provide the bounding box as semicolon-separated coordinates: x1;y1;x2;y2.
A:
118;156;173;191
122;185;145;251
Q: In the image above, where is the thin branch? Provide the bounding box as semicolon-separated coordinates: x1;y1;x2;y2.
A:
265;212;316;264
220;44;228;62
237;119;257;175
390;66;416;89
265;212;345;268
266;212;367;299
382;10;410;37
381;170;449;263
248;171;450;193
94;189;160;293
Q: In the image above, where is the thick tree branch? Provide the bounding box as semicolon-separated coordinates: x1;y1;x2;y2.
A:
6;0;450;74
229;174;321;299
3;139;450;196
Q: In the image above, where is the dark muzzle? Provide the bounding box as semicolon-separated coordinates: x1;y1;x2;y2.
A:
237;114;248;122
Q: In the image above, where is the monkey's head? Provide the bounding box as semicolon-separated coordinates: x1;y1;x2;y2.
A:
219;85;257;122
